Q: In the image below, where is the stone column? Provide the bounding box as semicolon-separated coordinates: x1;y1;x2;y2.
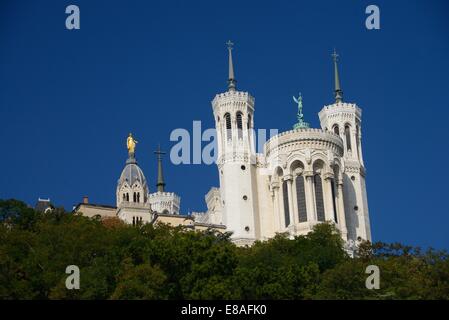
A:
337;179;348;240
231;115;237;142
284;174;295;227
291;173;299;225
249;115;255;155
358;128;365;166
342;128;347;155
277;181;286;230
323;172;335;223
303;171;316;222
271;182;280;232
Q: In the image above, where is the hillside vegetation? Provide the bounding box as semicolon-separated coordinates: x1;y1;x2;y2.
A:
0;199;448;300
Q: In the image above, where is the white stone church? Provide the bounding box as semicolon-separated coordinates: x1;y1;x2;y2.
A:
74;43;371;248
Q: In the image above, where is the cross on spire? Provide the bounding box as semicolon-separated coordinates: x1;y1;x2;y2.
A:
331;49;339;63
332;48;343;103
226;40;234;51
154;144;166;192
154;144;165;160
226;40;236;91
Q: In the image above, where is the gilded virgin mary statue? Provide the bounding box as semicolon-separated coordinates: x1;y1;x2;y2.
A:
127;133;138;154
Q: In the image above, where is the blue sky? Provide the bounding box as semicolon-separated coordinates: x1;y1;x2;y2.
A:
1;0;448;249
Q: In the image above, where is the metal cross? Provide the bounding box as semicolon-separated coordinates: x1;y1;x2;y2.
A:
226;40;234;51
332;48;339;62
154;144;166;160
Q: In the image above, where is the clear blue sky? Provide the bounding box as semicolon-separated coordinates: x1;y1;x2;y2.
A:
1;0;448;249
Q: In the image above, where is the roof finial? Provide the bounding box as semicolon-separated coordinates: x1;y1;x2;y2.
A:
154;144;166;192
226;40;236;91
293;93;310;129
332;49;343;103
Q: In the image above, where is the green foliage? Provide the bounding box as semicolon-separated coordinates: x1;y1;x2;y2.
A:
0;199;448;300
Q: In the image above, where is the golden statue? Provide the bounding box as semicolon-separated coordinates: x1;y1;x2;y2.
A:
127;133;138;154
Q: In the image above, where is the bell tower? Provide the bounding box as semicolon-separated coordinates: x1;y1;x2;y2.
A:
116;133;152;225
318;50;371;242
211;41;259;245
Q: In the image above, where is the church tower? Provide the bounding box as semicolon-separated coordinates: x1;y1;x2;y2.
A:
116;133;152;225
211;41;259;245
318;51;371;242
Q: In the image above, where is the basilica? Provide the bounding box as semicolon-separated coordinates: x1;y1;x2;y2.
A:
74;43;371;248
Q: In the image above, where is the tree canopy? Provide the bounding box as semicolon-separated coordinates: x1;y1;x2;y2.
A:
0;199;448;300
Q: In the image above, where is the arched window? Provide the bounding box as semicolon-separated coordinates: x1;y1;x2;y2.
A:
345;125;352;152
137;193;140;203
247;114;251;129
314;174;325;221
333;125;340;135
224;113;232;141
355;125;360;159
236;112;243;139
123;194;126;201
133;192;136;202
295;175;307;222
132;216;135;226
282;180;290;227
126;193;129;202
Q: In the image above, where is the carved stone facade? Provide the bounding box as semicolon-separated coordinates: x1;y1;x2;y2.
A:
74;45;371;248
197;47;371;247
200;98;371;246
149;191;180;215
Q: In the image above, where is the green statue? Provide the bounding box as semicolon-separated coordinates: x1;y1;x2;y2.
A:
293;93;310;129
293;93;304;120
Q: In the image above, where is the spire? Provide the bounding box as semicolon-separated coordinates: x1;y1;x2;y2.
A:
154;145;166;192
226;40;237;91
293;93;310;129
332;49;343;103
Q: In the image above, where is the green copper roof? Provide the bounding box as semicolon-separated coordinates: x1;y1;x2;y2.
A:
292;93;310;129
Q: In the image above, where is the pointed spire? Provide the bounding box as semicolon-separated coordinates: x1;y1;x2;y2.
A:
226;40;237;91
293;93;310;129
154;144;166;192
332;49;343;103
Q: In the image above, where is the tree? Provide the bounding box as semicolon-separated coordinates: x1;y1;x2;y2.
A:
111;263;167;299
1;199;448;300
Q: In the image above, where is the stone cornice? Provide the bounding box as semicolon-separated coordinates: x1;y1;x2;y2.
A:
318;102;362;123
265;128;343;158
217;152;256;168
149;191;180;202
344;163;366;177
212;90;255;114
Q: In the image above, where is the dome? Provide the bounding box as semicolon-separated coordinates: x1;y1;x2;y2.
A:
117;157;149;193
